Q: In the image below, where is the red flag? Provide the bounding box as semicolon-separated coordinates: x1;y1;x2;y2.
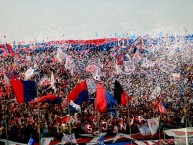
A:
95;84;107;112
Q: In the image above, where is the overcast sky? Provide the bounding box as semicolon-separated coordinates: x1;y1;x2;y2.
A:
0;0;193;43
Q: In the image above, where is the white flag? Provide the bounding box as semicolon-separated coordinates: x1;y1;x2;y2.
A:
115;63;122;75
25;67;34;80
50;72;55;86
4;74;10;86
62;133;77;144
147;118;159;135
65;55;74;70
56;47;67;62
40;137;54;145
50;72;56;93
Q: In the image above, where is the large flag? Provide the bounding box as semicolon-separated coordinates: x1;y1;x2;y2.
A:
158;102;167;114
95;84;117;112
11;80;37;103
147;118;159;135
114;80;130;106
67;80;89;105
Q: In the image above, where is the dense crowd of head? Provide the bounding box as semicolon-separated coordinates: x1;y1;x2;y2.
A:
0;36;193;143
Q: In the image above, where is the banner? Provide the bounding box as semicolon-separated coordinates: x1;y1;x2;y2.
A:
147;118;159;135
134;138;191;145
61;133;77;144
137;124;151;136
164;127;193;138
86;64;101;80
123;61;135;75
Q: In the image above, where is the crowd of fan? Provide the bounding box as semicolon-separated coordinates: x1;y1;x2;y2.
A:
0;37;193;143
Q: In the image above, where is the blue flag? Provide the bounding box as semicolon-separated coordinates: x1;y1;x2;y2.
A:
28;137;35;145
98;135;104;145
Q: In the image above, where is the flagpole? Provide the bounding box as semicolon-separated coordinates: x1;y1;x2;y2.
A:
4;99;8;145
97;111;100;143
3;64;8;145
37;82;41;145
185;98;189;145
127;104;132;144
67;102;73;145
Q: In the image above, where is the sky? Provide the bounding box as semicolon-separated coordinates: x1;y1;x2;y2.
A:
0;0;193;43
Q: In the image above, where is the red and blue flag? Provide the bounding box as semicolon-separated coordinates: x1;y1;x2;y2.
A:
95;84;117;112
11;79;37;103
158;102;167;114
67;80;89;105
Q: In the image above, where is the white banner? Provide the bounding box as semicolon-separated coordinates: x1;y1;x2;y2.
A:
164;127;193;138
61;133;77;144
137;124;151;136
134;138;190;145
123;60;135;75
147;118;159;135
